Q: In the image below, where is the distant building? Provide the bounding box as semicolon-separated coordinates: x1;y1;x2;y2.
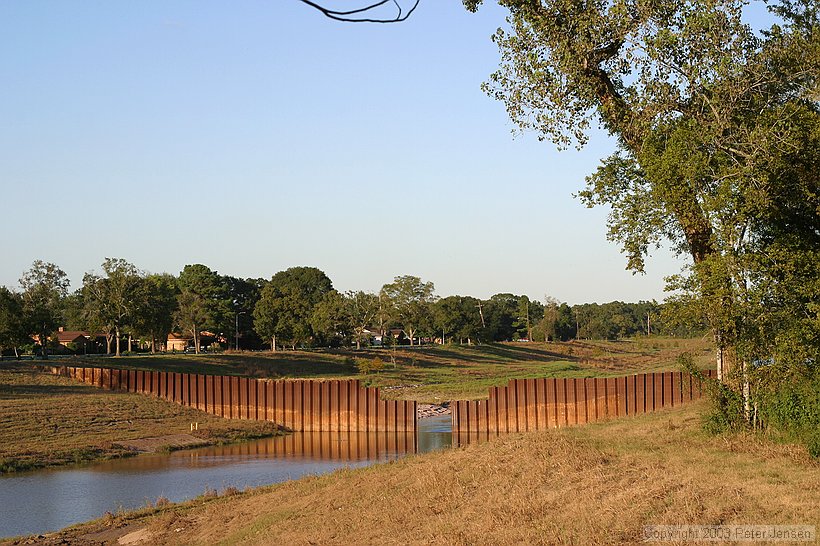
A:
166;333;192;352
54;328;92;353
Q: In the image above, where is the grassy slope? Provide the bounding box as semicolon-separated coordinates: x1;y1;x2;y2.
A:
35;401;819;546
0;365;280;473
69;337;714;402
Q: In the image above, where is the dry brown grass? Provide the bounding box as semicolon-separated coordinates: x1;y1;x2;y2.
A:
0;365;280;473
40;401;819;546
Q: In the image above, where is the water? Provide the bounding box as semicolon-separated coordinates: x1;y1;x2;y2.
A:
0;416;453;538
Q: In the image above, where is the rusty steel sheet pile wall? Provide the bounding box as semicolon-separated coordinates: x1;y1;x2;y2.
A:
452;370;715;440
51;366;416;433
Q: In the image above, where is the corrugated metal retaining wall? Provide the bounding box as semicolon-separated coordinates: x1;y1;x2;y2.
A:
452;370;715;438
51;366;416;433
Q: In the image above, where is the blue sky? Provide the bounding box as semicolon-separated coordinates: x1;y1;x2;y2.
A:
0;0;699;304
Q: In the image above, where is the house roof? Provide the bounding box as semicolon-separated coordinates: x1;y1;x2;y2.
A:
55;331;90;342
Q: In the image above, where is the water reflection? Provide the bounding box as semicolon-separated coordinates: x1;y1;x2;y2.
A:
0;416;454;539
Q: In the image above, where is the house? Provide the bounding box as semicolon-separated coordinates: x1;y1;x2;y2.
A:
166;333;192;352
54;328;91;353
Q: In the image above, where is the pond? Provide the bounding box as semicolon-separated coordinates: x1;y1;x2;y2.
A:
0;415;454;539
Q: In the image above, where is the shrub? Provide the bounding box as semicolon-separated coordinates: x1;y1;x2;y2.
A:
755;363;820;458
356;358;385;375
683;352;820;458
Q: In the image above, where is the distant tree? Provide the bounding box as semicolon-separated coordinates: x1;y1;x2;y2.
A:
380;276;437;346
220;275;263;350
253;267;333;350
433;295;483;344
102;258;142;356
80;259;141;357
482;293;519;341
344;291;380;350
60;291;86;332
133;273;178;353
175;290;209;353
19;261;70;359
311;290;349;347
534;296;561;342
176;264;224;353
0;287;27;358
80;274;115;354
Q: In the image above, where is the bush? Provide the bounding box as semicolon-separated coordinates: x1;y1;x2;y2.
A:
679;354;746;434
356;358;385;375
683;352;820;458
755;364;820;458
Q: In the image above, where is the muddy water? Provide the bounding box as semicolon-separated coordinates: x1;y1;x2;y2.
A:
0;416;453;539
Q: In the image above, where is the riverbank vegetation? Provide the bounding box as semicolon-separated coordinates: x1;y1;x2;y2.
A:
65;337;714;402
0;365;280;474
22;401;819;545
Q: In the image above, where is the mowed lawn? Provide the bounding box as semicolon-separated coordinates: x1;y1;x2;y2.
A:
67;337;714;402
0;365;280;473
32;400;819;546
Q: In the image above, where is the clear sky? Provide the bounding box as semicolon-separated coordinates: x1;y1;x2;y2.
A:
0;0;697;304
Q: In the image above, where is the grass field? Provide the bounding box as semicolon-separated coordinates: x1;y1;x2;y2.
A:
67;337;715;402
0;365;281;474
24;400;818;546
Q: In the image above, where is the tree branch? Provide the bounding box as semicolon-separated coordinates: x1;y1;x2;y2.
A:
296;0;420;23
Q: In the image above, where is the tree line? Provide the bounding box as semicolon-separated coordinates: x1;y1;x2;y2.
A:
0;259;703;358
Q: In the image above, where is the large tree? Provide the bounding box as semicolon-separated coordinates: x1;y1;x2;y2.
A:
175;264;224;353
0;287;27;358
467;0;820;403
81;258;141;357
380;275;437;346
253;267;334;350
19;261;70;359
433;295;483;344
132;273;178;353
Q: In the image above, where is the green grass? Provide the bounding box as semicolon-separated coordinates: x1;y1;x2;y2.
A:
0;364;282;474
68;337;714;402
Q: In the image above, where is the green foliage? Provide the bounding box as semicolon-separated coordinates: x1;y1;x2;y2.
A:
754;364;820;458
0;287;27;354
253;267;333;349
19;260;70;358
679;354;746;434
380;275;437;346
355;358;386;375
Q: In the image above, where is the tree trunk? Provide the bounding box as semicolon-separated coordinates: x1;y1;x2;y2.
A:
271;335;276;352
115;326;121;357
356;339;361;350
151;336;156;354
742;359;751;423
14;346;19;360
194;329;200;354
106;335;112;355
127;334;132;353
